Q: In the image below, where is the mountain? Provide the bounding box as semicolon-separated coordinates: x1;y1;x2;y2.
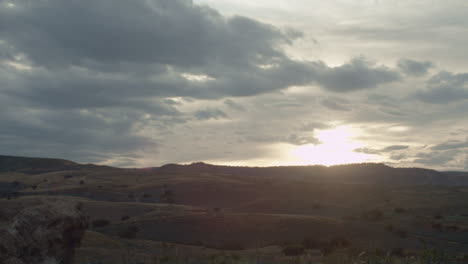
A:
0;155;113;174
1;154;468;185
155;162;468;186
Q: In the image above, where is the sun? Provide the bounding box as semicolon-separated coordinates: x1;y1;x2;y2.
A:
288;125;373;166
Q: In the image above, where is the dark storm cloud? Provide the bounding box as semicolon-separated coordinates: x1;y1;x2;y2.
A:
0;0;289;69
397;59;434;77
414;71;468;104
0;107;156;163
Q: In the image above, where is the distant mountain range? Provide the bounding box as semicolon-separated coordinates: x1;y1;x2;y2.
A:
0;155;111;174
1;154;468;186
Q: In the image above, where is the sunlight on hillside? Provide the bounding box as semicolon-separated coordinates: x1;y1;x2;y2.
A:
289;126;375;166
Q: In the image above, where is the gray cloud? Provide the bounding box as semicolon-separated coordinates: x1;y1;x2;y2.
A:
397;59;434;77
414;71;468;104
431;139;468;151
194;108;228;120
244;133;319;146
355;145;409;155
382;145;410;151
1;0;466;170
224;99;246;111
320;98;350;111
0;0;290;69
413;150;458;167
310;57;402;92
0;107;156;163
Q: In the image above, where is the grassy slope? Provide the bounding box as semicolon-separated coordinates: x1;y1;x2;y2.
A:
1;160;468;263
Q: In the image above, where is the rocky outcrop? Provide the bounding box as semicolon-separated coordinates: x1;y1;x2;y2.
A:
0;200;88;264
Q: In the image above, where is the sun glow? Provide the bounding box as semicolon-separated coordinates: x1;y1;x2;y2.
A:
289;125;374;166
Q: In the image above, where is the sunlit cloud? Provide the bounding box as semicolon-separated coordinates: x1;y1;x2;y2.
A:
287;126;378;166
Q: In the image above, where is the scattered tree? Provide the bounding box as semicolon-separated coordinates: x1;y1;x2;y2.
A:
92;219;110;228
282;244;305;256
118;226;139;239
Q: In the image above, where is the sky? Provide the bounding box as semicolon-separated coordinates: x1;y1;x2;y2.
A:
0;0;467;170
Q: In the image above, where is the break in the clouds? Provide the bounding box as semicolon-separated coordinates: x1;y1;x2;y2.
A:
0;0;467;170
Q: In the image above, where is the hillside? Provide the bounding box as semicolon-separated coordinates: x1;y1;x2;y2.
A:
0;155;114;174
1;155;468;263
155;162;468;186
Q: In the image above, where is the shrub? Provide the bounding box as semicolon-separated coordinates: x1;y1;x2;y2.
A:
118;226;139;239
321;237;351;256
92;219;110;228
432;222;443;231
394;207;407;214
329;237;350;248
161;189;176;203
446;225;459;232
362;209;384;221
385;224;394;232
219;241;244;250
121;215;131;221
391;247;405;257
302;238;319;249
80;180;85;185
282;244;305;256
433;213;443;219
395;229;408;238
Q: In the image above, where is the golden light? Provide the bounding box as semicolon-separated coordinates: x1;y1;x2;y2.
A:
288;125;375;166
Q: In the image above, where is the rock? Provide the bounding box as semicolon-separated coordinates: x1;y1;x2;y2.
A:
0;200;88;264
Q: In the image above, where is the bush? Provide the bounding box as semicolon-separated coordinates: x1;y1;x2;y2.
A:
121;215;130;221
394;207;407;214
312;203;321;209
302;238;319;249
118;226;139;239
395;229;408;238
362;209;384;221
282;244;305;256
219;241;244;250
433;213;443;219
432;222;443;231
321;237;351;256
391;247;405;256
92;219;110;228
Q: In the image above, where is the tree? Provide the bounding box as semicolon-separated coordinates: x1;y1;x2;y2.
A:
160;189;175;203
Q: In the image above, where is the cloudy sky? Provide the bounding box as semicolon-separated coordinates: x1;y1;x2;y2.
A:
1;0;467;170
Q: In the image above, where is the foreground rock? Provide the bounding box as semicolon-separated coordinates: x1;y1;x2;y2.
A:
0;201;88;264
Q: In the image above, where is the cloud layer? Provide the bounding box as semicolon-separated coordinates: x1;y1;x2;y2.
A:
1;0;467;170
